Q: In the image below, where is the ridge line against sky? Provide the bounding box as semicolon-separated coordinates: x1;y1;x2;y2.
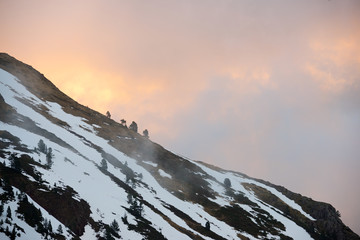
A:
1;0;359;235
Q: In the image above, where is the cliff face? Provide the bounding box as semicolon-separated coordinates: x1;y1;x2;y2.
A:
0;53;359;240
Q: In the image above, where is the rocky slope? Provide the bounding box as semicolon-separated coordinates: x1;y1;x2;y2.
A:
0;53;359;240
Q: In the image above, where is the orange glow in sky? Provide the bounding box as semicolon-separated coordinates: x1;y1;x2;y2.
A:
1;0;360;234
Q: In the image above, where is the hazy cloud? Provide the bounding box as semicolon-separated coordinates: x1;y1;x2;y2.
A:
1;0;359;234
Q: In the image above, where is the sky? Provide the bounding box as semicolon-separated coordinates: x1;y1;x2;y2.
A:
1;0;359;235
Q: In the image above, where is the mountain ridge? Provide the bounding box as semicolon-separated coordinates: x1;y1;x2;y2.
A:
0;52;358;240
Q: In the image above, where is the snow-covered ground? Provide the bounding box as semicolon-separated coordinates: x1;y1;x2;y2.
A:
0;68;316;240
0;186;72;240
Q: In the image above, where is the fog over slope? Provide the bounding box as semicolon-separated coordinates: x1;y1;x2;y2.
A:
0;53;359;240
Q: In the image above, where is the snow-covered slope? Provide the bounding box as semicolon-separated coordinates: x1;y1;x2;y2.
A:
0;53;358;240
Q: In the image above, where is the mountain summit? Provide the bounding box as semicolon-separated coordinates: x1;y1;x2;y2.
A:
0;53;358;240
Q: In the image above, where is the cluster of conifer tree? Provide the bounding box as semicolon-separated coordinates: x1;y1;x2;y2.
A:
103;219;120;240
36;139;54;168
0;181;64;239
106;111;149;138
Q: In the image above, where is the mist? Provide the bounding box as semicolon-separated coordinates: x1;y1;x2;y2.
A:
1;0;359;234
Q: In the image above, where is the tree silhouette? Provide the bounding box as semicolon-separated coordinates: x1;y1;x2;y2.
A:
205;220;210;230
127;193;143;217
106;111;111;119
129;121;138;133
104;227;115;240
6;206;12;219
143;129;149;138
110;219;120;232
47;220;53;233
224;178;231;188
38;139;47;153
9;154;21;172
120;119;127;127
10;226;16;240
100;159;108;171
57;224;63;234
46;147;54;168
0;203;3;216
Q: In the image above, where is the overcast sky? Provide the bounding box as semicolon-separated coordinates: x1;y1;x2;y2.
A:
1;0;359;234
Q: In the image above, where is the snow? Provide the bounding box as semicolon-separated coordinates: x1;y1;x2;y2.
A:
1;201;43;240
0;68;316;240
117;135;133;140
0;232;7;239
0;186;72;240
158;169;172;179
240;177;315;221
143;161;158;167
190;160;314;240
141;204;193;240
80;225;97;240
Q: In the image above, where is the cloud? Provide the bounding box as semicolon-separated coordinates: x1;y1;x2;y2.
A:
1;0;360;234
307;36;360;93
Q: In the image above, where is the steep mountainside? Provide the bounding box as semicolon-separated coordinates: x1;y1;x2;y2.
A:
0;53;359;240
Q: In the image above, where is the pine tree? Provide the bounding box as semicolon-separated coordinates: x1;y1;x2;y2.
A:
205;220;210;230
43;218;48;235
46;147;54;168
142;129;149;138
48;220;53;233
0;203;3;216
128;195;144;217
129;121;138;133
100;159;108;171
7;206;12;219
137;201;144;217
127;193;133;205
104;227;115;240
224;178;231;188
57;224;63;234
110;219;120;232
106;111;111;119
10;226;16;240
122;213;128;224
38;139;47;154
9;154;21;171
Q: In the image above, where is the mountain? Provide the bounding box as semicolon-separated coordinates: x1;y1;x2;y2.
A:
0;52;358;240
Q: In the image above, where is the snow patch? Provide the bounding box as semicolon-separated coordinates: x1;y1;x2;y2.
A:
143;161;158;167
158;169;172;179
